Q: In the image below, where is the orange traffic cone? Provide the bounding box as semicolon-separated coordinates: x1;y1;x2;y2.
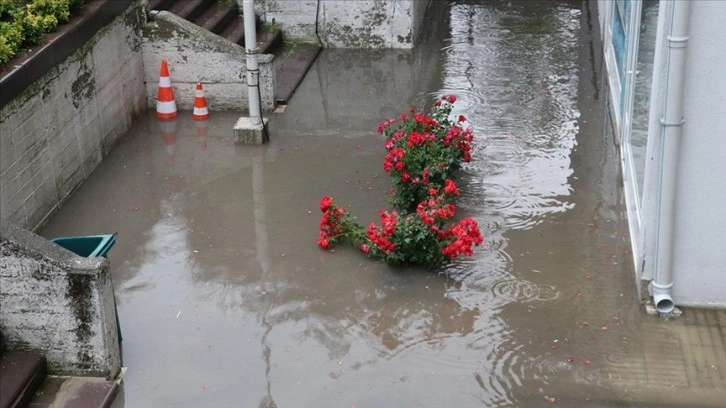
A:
156;59;177;120
193;82;209;121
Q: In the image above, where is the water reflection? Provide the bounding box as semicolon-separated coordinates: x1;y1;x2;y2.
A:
157;118;178;166
445;2;580;232
195;120;208;150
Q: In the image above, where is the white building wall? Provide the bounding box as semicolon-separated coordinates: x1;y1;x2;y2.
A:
599;1;726;308
668;0;726;307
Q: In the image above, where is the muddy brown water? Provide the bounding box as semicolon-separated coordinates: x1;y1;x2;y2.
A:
41;1;725;407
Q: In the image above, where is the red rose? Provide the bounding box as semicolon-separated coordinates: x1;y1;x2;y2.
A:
320;196;333;213
317;237;330;249
361;244;370;254
444;179;460;196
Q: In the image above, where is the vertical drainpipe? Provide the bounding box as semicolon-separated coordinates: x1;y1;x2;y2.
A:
652;0;691;314
243;0;261;125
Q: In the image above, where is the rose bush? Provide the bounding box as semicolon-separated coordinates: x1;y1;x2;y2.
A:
317;194;482;269
378;94;473;211
317;95;483;270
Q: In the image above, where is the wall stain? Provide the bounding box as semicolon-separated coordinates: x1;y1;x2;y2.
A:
71;62;96;109
67;273;95;343
31;263;52;281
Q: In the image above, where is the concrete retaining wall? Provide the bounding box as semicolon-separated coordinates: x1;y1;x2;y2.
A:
142;11;275;112
251;0;432;48
0;3;146;232
0;223;121;377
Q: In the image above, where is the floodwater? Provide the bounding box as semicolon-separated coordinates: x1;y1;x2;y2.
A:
41;1;726;407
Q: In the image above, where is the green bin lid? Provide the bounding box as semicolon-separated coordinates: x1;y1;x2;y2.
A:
51;234;116;258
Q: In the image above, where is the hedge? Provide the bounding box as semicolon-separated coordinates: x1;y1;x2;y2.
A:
0;0;86;64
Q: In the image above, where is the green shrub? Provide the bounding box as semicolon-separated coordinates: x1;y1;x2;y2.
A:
27;0;70;24
0;19;22;63
68;0;84;12
0;0;85;65
0;0;21;21
0;32;14;63
21;11;57;44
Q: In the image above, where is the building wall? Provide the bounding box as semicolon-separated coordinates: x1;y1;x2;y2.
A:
599;1;726;308
251;0;431;48
667;0;726;307
0;4;146;232
0;223;121;377
142;11;275;112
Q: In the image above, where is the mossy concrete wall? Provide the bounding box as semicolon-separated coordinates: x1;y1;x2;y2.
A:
0;3;146;232
0;223;121;377
251;0;432;48
142;11;275;112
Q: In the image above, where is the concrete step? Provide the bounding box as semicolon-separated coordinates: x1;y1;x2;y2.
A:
146;0;176;11
258;27;284;54
274;42;322;104
168;0;215;23
28;376;120;408
149;0;280;52
218;16;246;45
195;1;238;34
0;351;46;408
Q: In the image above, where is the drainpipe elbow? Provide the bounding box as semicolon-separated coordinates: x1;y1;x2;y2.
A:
652;281;674;314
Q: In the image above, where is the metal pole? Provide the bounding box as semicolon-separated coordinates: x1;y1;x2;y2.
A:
243;0;261;125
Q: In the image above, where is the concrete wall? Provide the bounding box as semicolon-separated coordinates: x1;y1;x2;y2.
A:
142;11;275;112
0;223;121;377
251;0;431;48
0;4;146;232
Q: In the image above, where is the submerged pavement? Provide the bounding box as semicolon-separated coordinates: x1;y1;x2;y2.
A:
42;1;725;407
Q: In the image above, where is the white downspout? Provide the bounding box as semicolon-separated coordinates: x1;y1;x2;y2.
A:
652;0;691;314
243;0;261;125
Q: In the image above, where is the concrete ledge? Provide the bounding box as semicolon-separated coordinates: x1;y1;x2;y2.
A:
234;117;269;145
0;223;121;378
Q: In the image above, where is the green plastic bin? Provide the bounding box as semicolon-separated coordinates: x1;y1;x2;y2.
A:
51;234;116;258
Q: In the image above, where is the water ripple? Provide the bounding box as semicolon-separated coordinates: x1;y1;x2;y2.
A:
441;1;580;235
490;279;560;303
